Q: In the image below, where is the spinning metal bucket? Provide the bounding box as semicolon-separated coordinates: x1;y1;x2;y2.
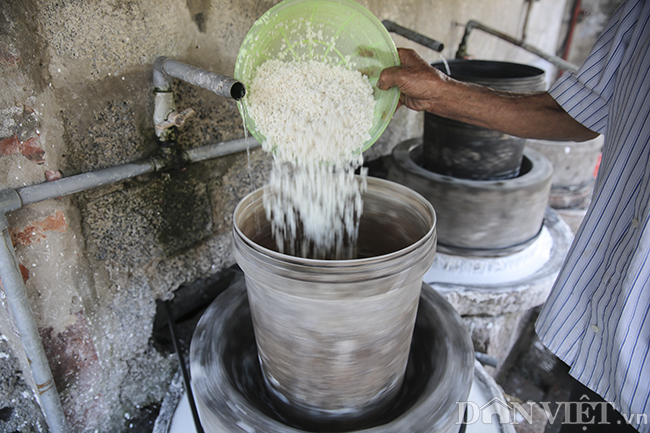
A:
231;176;437;427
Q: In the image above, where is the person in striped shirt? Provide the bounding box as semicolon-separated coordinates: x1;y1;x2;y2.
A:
379;1;649;432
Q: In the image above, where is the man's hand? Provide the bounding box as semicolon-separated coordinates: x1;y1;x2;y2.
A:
378;48;449;112
378;48;598;142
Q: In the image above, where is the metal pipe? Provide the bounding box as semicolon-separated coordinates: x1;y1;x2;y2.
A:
13;138;258;206
455;20;579;72
152;57;245;142
521;0;534;42
0;225;69;432
562;0;583;60
0;136;256;433
184;137;260;163
382;20;445;52
17;161;154;206
0;190;68;432
153;56;245;100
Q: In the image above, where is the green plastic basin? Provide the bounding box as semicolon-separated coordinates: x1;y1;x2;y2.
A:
235;0;400;153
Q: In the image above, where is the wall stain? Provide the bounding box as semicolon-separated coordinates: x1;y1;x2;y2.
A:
187;0;212;33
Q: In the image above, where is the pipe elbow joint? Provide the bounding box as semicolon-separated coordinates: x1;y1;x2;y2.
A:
153;56;172;90
466;20;479;32
0;189;22;214
153;57;245;100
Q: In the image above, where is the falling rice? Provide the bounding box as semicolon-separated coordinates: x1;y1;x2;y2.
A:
247;59;376;259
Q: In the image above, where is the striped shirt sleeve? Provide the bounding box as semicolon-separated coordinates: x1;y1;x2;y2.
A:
538;1;650;431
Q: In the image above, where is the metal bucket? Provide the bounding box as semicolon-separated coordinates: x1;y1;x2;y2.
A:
232;176;437;428
424;60;546;180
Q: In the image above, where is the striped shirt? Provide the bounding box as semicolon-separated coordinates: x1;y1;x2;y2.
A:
536;0;650;431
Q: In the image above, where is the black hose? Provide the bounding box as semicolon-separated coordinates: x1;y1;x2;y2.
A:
164;301;204;433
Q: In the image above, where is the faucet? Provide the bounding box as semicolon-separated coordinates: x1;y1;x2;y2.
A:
152;57;246;143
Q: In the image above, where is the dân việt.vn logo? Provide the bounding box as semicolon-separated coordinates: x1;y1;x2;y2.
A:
456;394;647;427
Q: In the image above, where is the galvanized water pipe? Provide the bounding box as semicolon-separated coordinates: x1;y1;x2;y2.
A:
5;138;259;210
0;190;69;433
17;161;154;206
0;136;259;433
153;57;246;141
153;57;245;100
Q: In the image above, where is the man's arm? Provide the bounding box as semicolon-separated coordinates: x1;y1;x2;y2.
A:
377;48;599;142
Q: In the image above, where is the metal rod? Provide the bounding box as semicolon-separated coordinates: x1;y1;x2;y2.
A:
0;225;69;432
455;20;579;72
382;20;445;52
164;301;204;433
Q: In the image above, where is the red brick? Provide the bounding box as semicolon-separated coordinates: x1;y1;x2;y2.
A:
45;170;62;181
0;135;20;156
10;210;68;246
0;134;45;163
18;264;29;282
19;136;45;163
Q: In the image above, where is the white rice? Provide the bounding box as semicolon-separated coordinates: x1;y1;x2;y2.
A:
248;59;375;166
246;59;376;259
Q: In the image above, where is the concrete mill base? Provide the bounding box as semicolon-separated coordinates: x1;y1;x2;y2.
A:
389;138;553;255
426;207;575;374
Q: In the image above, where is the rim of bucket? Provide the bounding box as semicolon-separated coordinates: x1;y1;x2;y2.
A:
234;0;401;155
431;59;546;92
432;59;545;80
233;176;436;267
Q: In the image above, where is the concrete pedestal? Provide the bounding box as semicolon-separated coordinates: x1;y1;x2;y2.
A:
426;207;574;375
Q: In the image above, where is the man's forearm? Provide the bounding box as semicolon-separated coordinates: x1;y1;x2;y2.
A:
378;48;600;143
436;81;599;142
